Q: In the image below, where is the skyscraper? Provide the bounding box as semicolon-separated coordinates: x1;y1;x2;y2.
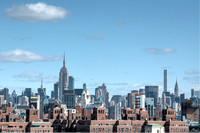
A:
191;89;195;98
174;80;179;97
68;76;74;90
145;86;159;107
63;89;75;109
0;95;5;106
164;69;168;92
54;82;59;100
180;93;185;104
127;92;136;109
0;88;9;103
191;87;200;98
30;95;40;110
37;78;46;99
24;88;32;102
145;97;154;118
51;91;55;98
95;84;110;107
83;83;86;91
11;90;17;105
59;54;69;102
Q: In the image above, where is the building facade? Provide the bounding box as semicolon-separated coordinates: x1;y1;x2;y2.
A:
59;54;69;102
95;84;110;107
145;86;159;107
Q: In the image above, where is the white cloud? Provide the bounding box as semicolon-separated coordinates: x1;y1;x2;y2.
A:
144;48;176;54
14;71;58;83
183;76;200;84
0;49;61;63
5;2;69;22
185;69;200;75
86;35;105;40
184;69;200;85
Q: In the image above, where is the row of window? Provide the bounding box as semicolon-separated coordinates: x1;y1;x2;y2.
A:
34;130;50;133
98;110;105;114
170;128;187;132
92;128;111;131
2;130;24;133
1;126;24;128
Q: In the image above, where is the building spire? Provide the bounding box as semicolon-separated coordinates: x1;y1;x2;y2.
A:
174;79;179;97
63;52;65;67
41;77;43;89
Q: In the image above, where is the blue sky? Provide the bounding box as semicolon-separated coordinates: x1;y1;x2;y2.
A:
0;0;199;98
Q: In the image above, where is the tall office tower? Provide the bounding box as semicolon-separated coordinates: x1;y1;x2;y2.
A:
83;83;86;91
80;88;91;108
108;102;122;120
145;86;159;107
191;89;195;97
127;90;139;109
111;95;127;107
140;93;145;108
127;92;136;109
164;69;168;92
51;91;55;98
135;92;145;109
111;95;124;105
174;80;179;97
68;76;74;90
180;93;185;104
145;98;154;118
30;94;41;119
59;54;69;102
95;84;110;107
162;92;166;106
192;87;200;98
37;78;46;99
11;90;17;105
30;95;40;109
18;95;29;106
54;82;59;100
166;96;171;107
63;89;75;109
0;88;9;103
24;88;32;103
0;95;5;106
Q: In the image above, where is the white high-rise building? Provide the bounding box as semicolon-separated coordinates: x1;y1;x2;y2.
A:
59;54;69;102
140;93;145;108
0;95;5;106
81;88;91;107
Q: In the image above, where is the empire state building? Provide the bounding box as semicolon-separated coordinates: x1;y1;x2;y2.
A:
59;54;69;102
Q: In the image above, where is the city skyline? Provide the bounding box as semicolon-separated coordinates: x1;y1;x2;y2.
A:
0;0;199;98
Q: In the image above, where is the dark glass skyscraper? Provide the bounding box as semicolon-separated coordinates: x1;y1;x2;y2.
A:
54;82;59;100
24;88;32;103
145;86;159;107
164;69;168;92
0;88;9;103
68;76;74;90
